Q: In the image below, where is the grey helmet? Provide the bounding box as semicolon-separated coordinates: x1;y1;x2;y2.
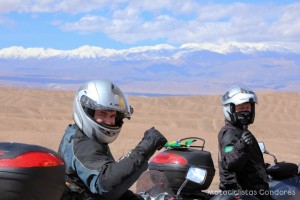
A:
73;80;132;144
221;86;258;125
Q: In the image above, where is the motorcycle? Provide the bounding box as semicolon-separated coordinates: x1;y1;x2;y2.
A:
136;138;300;200
258;142;300;200
136;137;252;200
0;140;298;200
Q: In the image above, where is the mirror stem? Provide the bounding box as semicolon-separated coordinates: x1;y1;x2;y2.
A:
176;179;188;198
270;153;278;164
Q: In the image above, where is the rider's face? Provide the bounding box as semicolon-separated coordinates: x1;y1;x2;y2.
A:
94;110;117;126
235;102;251;112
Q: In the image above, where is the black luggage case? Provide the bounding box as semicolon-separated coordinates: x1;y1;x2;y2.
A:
0;142;65;200
149;138;215;194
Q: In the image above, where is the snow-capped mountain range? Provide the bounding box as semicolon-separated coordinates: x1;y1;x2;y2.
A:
0;42;299;95
0;42;293;59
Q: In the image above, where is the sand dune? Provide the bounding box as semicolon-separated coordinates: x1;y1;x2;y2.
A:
0;87;299;191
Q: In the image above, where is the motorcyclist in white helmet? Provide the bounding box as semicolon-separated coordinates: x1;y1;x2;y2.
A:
58;79;167;200
217;86;274;200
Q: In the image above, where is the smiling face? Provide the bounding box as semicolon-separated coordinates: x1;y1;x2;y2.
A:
94;110;117;126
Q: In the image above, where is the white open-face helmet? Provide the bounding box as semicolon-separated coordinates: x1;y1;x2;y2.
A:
73;80;132;144
221;86;258;125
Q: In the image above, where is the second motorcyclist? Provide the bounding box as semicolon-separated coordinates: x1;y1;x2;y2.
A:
217;86;274;200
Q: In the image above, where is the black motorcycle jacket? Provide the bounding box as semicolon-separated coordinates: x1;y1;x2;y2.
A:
218;122;270;194
58;124;148;200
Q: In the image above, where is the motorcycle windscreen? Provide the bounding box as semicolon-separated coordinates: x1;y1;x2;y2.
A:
136;170;174;198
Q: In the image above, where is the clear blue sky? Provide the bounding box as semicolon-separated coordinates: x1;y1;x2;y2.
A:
1;0;299;50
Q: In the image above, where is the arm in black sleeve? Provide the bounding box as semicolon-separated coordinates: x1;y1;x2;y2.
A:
219;129;249;171
73;140;149;199
74;127;167;199
97;149;149;199
100;127;167;193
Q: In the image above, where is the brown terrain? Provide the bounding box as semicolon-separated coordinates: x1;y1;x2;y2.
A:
0;87;299;192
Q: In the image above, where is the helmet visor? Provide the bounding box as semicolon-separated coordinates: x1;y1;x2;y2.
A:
80;94;132;117
80;95;113;110
80;95;128;128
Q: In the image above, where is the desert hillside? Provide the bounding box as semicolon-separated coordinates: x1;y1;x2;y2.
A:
0;87;299;191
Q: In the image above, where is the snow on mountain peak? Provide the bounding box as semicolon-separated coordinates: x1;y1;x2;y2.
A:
0;42;294;60
179;42;289;54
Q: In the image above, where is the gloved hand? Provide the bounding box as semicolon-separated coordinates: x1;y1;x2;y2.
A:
142;127;168;150
134;127;167;161
240;131;254;145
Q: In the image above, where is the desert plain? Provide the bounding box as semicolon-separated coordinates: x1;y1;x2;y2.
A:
0;87;299;192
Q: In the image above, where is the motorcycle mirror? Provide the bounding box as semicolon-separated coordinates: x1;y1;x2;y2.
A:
258;142;266;153
258;142;278;164
176;166;207;197
186;166;207;184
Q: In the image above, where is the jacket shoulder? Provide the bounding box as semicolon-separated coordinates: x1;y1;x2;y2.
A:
218;124;242;146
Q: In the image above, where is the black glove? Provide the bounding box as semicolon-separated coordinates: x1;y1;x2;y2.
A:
134;127;167;161
240;131;254;145
142;127;168;150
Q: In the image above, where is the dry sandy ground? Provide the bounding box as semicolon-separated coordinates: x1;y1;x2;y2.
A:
0;87;299;192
